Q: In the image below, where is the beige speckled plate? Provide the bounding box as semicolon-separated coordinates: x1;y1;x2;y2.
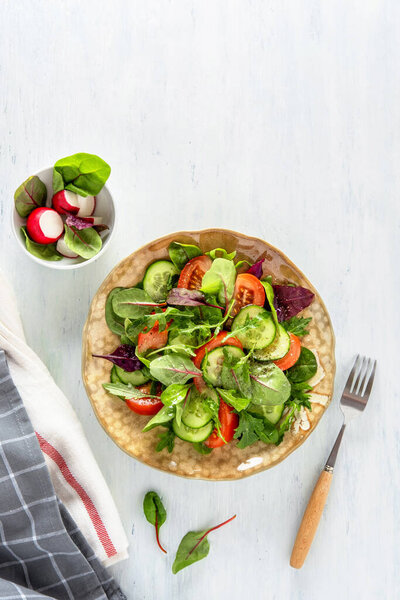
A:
82;229;335;480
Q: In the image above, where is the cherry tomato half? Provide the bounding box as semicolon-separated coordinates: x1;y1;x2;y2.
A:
231;273;265;318
274;333;301;370
205;399;239;448
126;383;163;415
137;309;172;355
177;255;212;290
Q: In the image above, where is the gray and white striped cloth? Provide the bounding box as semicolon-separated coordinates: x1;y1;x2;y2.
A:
0;350;127;600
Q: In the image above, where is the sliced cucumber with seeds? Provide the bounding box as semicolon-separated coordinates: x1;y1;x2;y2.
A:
254;324;290;361
231;305;276;350
115;365;150;385
247;402;284;425
202;345;245;387
181;387;214;429
143;260;178;302
172;418;213;442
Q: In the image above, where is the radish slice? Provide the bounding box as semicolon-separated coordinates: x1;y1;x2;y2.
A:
26;208;64;244
52;190;80;215
76;195;96;217
56;235;79;258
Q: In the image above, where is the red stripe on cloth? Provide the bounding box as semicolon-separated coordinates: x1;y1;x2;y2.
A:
36;432;117;558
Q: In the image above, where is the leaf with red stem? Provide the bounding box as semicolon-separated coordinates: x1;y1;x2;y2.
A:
172;515;236;574
143;492;167;554
92;344;142;371
167;288;224;310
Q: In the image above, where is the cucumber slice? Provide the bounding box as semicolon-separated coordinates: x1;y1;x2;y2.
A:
110;365;122;384
143;260;178;302
172;418;213;442
254;324;290;361
181;387;214;429
115;365;150;385
231;305;276;350
202;346;245;387
247;402;284;424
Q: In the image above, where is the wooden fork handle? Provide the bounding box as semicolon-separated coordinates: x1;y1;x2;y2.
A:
290;469;333;569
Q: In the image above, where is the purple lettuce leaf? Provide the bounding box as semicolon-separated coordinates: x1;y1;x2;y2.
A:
247;258;265;279
92;344;142;372
272;285;315;322
167;288;224;310
66;215;95;230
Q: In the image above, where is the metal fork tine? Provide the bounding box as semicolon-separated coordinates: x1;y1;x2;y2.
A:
362;359;377;400
359;358;372;396
353;356;367;395
344;355;360;394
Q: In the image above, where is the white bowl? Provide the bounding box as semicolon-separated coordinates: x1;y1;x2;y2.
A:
12;166;115;270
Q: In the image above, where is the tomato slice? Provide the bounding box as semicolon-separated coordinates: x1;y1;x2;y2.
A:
274;333;301;370
193;331;243;369
231;273;265;318
126;383;163;415
177;255;212;290
205;398;239;448
137;309;171;355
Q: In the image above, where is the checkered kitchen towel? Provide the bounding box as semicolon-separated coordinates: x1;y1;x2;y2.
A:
0;350;127;600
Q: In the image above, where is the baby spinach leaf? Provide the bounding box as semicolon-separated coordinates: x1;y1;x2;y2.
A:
105;288;125;336
192;442;213;455
286;347;317;383
156;428;175;453
206;248;236;260
143;491;167;553
149;354;201;386
161;384;191;406
112;288;165;319
103;382;156;400
64;225;102;259
92;344;142;371
142;405;176;432
14;176;47;217
168;241;202;270
261;279;278;327
249;361;291;406
20;227;62;261
201;258;236;305
281;316;312;337
53;152;111;196
217;389;250;412
172;515;236;574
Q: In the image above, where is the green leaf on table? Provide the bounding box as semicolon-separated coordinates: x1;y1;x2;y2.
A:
168;241;202;270
20;227;62;261
14;175;47;217
53;152;111;196
282;316;312;337
149;354;201;386
286;347;317;383
143;491;167;553
142;405;176;432
172;515;236;574
201;258;236;306
105;287;125;336
64;225;102;259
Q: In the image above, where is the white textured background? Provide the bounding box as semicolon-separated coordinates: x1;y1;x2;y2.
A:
0;1;399;599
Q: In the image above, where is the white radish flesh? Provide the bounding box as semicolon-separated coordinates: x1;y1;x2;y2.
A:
76;195;96;217
56;235;79;258
52;190;80;215
26;208;63;244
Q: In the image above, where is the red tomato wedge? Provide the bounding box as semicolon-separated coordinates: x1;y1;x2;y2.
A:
126;383;163;415
274;333;301;370
193;331;243;369
137;310;171;355
205;399;239;448
231;273;265;317
177;255;212;290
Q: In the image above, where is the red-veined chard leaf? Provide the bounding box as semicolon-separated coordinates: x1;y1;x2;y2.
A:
167;288;223;310
92;344;142;371
272;285;315;322
143;492;167;554
149;354;202;386
246;258;265;279
64;225;102;259
14;175;47;217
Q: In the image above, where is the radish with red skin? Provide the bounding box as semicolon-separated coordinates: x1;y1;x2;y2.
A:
26;208;64;244
76;195;96;217
56;235;79;258
52;190;80;215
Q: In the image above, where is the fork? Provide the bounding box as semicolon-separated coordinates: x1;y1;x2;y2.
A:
290;355;377;569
